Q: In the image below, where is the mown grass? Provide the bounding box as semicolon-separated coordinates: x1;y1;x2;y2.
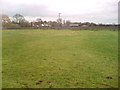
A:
2;30;118;88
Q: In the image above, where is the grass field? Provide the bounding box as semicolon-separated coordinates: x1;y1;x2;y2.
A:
2;30;118;88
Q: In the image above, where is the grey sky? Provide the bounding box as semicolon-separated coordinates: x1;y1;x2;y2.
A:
1;0;119;24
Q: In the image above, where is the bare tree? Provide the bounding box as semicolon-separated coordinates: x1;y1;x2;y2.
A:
1;14;11;24
13;14;26;24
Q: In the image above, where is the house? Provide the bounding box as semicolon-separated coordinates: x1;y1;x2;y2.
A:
69;24;79;27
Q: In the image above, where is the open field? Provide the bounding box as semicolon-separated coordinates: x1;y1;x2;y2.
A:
2;30;118;88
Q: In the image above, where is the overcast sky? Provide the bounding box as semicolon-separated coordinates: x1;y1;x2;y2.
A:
1;0;119;24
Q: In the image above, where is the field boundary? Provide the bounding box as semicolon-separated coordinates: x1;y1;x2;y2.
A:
0;14;2;89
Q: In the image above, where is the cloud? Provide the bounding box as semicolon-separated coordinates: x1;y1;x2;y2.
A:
1;3;55;17
1;0;119;24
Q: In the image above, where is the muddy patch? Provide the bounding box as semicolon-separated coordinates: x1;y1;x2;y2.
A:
36;80;43;85
106;76;113;79
75;82;84;86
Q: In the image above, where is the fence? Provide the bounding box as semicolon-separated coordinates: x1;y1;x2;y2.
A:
2;25;118;31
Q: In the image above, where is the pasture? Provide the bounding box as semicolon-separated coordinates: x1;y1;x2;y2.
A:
2;30;118;88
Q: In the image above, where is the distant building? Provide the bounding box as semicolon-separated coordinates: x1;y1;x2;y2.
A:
81;25;89;27
69;23;79;27
31;22;50;28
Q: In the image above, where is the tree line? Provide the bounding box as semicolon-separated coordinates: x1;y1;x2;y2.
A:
1;14;118;29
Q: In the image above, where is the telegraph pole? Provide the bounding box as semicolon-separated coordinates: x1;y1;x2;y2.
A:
58;13;62;19
58;13;62;29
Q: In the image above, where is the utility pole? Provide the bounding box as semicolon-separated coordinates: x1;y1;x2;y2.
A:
58;13;62;19
57;13;62;29
58;13;62;24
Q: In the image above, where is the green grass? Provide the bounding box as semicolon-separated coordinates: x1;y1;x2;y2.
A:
2;30;118;88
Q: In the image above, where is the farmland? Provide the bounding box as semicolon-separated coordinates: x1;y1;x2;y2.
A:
2;30;118;88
